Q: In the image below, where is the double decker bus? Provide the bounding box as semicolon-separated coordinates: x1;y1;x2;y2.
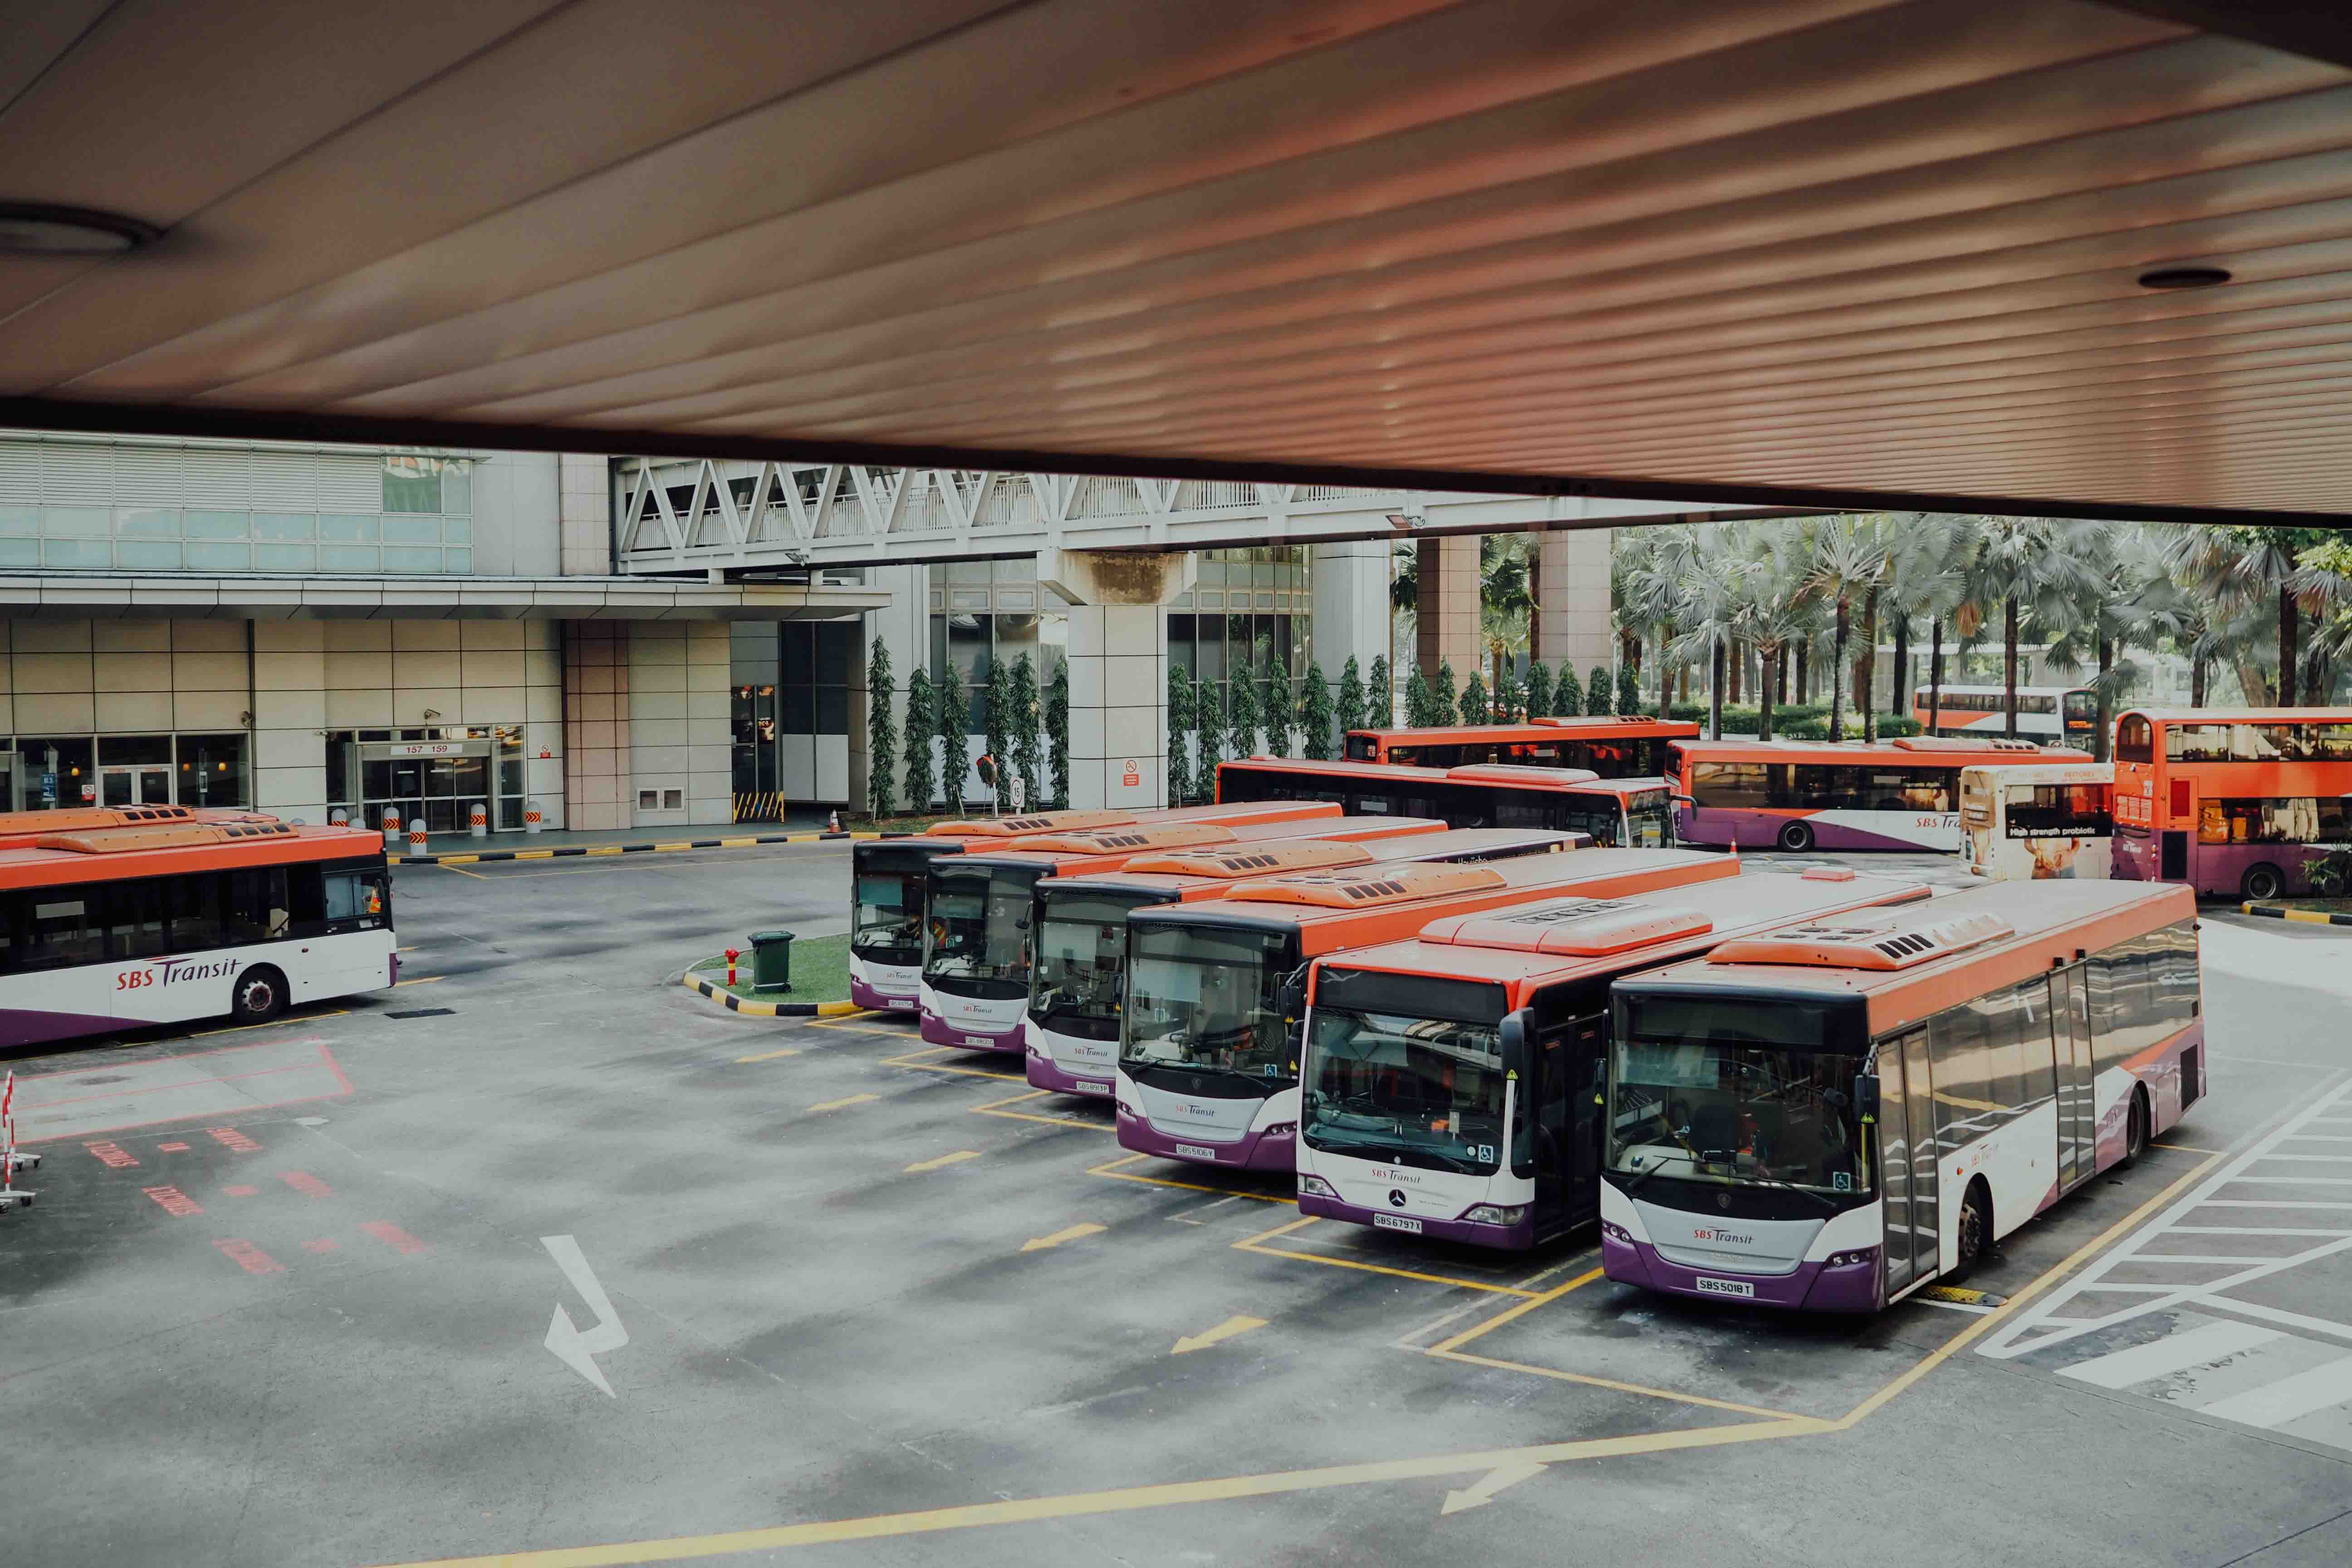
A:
920;806;1392;1051
1344;715;1695;774
1219;757;1677;847
1913;684;2097;743
852;800;1338;1012
1668;735;2087;853
1026;828;1575;1098
1961;761;2113;881
0;818;395;1047
1116;848;1736;1173
2112;707;2352;901
1295;868;1931;1249
1602;879;2202;1313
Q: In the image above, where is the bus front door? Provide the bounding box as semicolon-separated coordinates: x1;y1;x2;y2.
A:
1877;1030;1919;1297
2050;963;2097;1192
1901;1029;1939;1285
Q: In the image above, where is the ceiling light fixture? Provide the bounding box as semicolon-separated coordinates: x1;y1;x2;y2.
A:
0;202;160;254
2136;265;2231;290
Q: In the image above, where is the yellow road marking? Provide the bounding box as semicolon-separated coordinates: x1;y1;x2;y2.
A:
392;975;444;987
436;862;490;879
189;1007;349;1039
1171;1315;1267;1355
905;1150;983;1174
881;1047;1024;1083
1234;1215;1542;1298
807;1093;880;1114
808;1014;911;1039
974;1089;1113;1130
1086;1152;1293;1204
2154;1142;2222;1154
735;1047;802;1063
1424;1268;1603;1355
1020;1222;1107;1253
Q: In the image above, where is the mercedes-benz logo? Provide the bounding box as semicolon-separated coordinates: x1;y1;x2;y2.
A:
1387;1189;1407;1208
1717;1192;1732;1210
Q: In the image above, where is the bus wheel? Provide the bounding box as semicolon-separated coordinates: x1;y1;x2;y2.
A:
2240;863;2285;902
1953;1180;1993;1279
1776;821;1816;853
2118;1089;2150;1170
231;966;286;1024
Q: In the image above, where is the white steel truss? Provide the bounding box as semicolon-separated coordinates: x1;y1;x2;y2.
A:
612;458;1731;574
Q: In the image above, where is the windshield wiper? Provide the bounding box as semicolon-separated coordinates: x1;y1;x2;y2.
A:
1742;1173;1841;1213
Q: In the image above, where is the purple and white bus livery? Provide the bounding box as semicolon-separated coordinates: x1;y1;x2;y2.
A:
1666;736;2088;855
1601;879;2204;1313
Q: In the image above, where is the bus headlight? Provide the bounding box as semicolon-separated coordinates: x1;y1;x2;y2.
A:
1259;1122;1296;1140
1297;1175;1336;1198
1461;1204;1527;1226
1601;1221;1634;1244
1823;1248;1878;1269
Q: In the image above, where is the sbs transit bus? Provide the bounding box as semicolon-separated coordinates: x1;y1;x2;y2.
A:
1344;715;1696;774
1026;828;1576;1098
1116;848;1738;1173
1961;762;2113;881
1294;868;1932;1250
2111;707;2352;901
1602;878;2202;1313
1914;684;2097;743
920;806;1391;1051
852;800;1341;1012
1219;757;1677;847
0;818;395;1047
1668;735;2088;853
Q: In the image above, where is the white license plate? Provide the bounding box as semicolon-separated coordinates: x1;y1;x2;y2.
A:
1373;1214;1423;1235
1073;1080;1111;1096
1694;1276;1754;1298
965;1034;995;1049
1174;1142;1217;1161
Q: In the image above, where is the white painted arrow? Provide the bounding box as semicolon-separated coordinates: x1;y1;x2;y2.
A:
541;1234;628;1398
1441;1459;1545;1515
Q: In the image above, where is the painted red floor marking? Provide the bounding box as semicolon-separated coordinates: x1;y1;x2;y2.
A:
281;1170;333;1199
143;1186;202;1217
209;1127;260;1152
14;1040;351;1145
213;1238;284;1275
158;1141;190;1151
359;1221;428;1255
302;1237;340;1253
224;1184;259;1197
85;1141;139;1168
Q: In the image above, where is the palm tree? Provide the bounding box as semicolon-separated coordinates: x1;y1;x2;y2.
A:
1803;515;1893;744
1876;514;1975;736
2046;525;2187;760
1731;527;1818;744
1660;524;1744;740
1615;527;1684;712
2163;525;2335;706
1970;518;2098;738
1480;534;1534;695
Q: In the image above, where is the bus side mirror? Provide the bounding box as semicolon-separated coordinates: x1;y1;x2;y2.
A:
1279;968;1308;1027
1669;793;1696;812
1501;1009;1536;1180
1855;1074;1880;1125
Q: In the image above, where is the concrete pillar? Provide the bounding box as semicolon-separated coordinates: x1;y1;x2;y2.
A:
1310;539;1388;684
1414;535;1480;686
251;620;328;823
562;621;630;831
558;454;615;577
1041;550;1194;812
1536;528;1615;684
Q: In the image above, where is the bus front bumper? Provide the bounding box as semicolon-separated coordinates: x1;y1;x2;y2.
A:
919;1011;1024;1053
1298;1191;1533;1250
1115;1108;1295;1172
1601;1232;1881;1313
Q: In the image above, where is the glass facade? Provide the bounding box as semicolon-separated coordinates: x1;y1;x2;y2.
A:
929;559;1068;735
324;725;525;832
1167;546;1312;704
0;733;250;810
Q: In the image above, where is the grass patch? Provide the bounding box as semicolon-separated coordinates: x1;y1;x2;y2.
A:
689;931;853;1004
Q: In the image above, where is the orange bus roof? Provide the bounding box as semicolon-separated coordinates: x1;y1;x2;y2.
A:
918;799;1339;839
1345;716;1698;743
1220;757;1634;793
1053;828;1569;902
1666;738;2090;764
948;813;1426;874
0;823;386;892
2119;706;2352;725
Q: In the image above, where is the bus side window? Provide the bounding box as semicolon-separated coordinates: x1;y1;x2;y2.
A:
323;868;390;929
170;872;227;953
227;868;291;942
22;893;98;971
101;878;171;961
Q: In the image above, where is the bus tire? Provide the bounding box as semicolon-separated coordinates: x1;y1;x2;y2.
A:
2118;1088;2151;1170
2240;862;2285;902
231;965;286;1025
1953;1179;1993;1280
1776;821;1815;853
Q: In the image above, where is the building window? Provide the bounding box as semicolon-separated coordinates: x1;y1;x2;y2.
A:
383;455;473;515
176;734;251;808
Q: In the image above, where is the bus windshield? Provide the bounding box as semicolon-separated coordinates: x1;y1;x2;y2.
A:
1606;997;1870;1197
925;867;1036;994
853;869;923;960
1030;891;1148;1039
1625;788;1672;848
1302;1002;1507;1174
1122;923;1292;1086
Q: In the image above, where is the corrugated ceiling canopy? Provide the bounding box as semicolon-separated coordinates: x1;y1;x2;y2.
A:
0;0;2347;522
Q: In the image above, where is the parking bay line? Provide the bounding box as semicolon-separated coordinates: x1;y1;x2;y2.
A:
973;1089;1114;1131
1232;1215;1546;1299
1088;1152;1293;1205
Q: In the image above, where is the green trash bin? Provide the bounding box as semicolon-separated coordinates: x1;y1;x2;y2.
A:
748;930;795;993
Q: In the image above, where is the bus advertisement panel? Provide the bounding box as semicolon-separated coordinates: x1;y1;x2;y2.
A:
918;807;1393;1051
1343;715;1695;775
2111;708;2352;901
851;800;1341;1012
1913;684;2096;742
1219;757;1677;847
0;819;394;1047
1961;762;2113;881
1668;736;2086;853
1602;879;2202;1313
1024;827;1573;1098
1294;869;1931;1250
1115;848;1736;1174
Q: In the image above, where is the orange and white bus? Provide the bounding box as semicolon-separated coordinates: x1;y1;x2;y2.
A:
1116;848;1737;1173
1344;715;1695;776
1913;684;2097;743
1218;757;1677;847
1960;761;2114;882
0;819;394;1048
1603;879;2202;1313
1295;867;1932;1250
1025;827;1576;1098
2112;707;2352;901
852;800;1343;1012
920;807;1401;1051
1667;736;2089;853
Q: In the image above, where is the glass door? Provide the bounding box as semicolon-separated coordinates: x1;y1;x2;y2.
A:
1877;1032;1916;1298
2050;964;2096;1192
1902;1029;1940;1283
100;765;172;805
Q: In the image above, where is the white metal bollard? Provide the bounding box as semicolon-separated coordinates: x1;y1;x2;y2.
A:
408;822;428;858
468;802;487;840
524;799;542;835
382;807;401;852
330;807;349;827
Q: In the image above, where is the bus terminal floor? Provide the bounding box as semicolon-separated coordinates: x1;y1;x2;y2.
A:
2;845;2347;1568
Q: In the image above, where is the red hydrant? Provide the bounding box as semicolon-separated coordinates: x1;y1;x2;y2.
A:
725;948;740;988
